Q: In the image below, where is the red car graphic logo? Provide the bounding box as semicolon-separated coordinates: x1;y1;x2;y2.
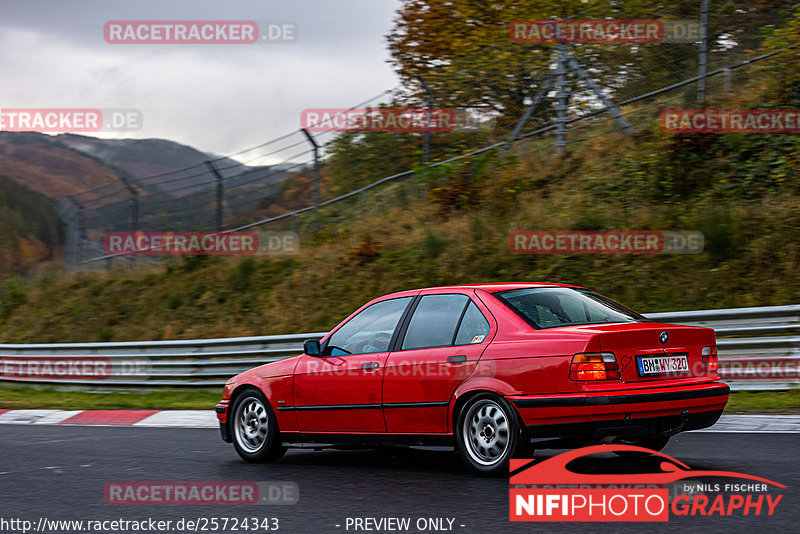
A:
510;444;785;487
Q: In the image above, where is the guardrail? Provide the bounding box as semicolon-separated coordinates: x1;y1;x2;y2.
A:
647;305;800;390
1;305;798;391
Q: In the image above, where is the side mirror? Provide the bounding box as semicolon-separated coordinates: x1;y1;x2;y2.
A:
303;339;321;356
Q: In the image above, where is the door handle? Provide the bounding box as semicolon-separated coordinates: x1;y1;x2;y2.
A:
446;355;467;364
362;362;379;371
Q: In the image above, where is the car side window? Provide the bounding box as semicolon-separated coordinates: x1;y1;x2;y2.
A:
454;302;490;345
326;296;412;355
402;294;469;350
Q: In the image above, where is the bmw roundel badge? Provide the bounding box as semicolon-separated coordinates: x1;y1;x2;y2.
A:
659;331;668;344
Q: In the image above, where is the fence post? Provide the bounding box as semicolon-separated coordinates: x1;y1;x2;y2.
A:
567;56;634;134
416;74;433;164
130;192;139;231
554;43;569;153
58;197;79;268
697;0;711;104
76;199;87;265
502;72;555;159
301;129;320;232
117;175;138;232
204;160;224;231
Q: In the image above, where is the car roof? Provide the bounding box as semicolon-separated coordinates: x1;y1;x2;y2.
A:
379;282;583;300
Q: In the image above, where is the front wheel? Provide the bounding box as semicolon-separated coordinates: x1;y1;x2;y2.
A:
455;395;524;476
231;388;287;462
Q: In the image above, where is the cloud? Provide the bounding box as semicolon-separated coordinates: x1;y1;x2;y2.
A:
0;0;401;160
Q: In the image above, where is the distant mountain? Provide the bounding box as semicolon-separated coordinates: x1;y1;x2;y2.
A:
57;134;240;174
55;134;250;196
0;132;123;200
0;132;293;201
0;132;296;255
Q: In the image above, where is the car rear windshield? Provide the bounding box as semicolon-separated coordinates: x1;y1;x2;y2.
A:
493;287;645;329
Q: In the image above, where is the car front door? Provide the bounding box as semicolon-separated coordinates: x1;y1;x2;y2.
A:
383;291;495;434
292;296;414;433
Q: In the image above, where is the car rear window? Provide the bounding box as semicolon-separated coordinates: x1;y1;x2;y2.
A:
494;287;644;329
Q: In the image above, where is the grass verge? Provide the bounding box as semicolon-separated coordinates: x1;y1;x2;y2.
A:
724;389;800;414
1;384;799;414
0;384;221;410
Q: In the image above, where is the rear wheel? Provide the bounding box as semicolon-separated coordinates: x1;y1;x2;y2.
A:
231;388;287;462
456;395;524;475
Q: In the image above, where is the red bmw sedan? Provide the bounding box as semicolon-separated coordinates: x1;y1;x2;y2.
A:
216;283;728;474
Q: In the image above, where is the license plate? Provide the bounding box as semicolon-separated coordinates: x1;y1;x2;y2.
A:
636;354;689;377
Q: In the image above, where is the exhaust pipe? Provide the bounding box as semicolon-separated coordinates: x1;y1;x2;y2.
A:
663;409;690;437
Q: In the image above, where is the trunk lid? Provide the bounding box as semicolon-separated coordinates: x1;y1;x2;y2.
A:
564;322;716;382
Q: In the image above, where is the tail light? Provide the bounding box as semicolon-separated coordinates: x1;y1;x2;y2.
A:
701;345;719;374
570;352;620;381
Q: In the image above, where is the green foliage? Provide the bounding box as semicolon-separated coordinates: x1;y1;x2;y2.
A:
97;325;114;343
180;254;212;272
0;175;64;272
167;294;183;309
697;206;737;265
762;5;800;105
571;209;606;231
601;129;799;204
326;130;418;192
0;277;27;320
428;152;496;214
421;231;446;259
227;258;256;292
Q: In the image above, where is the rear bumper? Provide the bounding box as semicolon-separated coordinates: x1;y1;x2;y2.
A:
216;400;232;443
528;409;724;444
509;382;729;427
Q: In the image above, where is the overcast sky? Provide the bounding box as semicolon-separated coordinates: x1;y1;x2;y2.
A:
0;0;403;161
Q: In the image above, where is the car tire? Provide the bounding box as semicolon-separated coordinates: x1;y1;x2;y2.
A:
455;394;524;476
231;388;286;463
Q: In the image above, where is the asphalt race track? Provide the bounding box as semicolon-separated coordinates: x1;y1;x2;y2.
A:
0;425;797;533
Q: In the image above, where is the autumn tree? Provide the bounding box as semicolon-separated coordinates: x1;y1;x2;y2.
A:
387;0;797;129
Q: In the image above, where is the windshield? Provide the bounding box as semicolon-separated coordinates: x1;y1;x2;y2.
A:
494;287;645;329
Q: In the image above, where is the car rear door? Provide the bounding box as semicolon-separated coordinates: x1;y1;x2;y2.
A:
383;290;495;434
